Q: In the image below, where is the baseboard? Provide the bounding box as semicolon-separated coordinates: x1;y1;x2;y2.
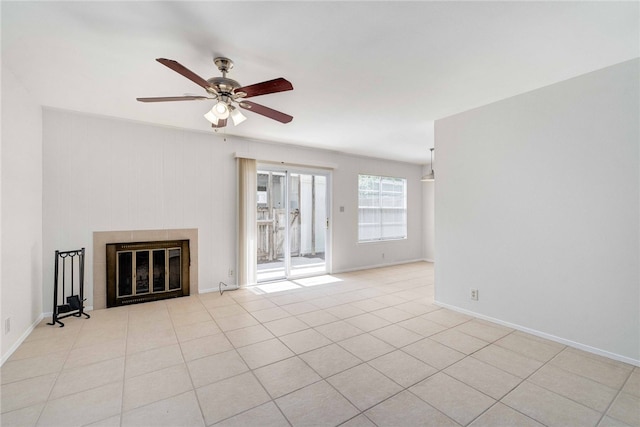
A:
332;258;429;274
199;283;240;294
434;300;640;367
1;313;45;366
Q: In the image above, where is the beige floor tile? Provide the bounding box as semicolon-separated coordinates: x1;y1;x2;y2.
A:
187;349;249;388
495;332;564;362
238;298;278;312
403;338;465;370
529;364;618;411
280;328;332;354
453;319;512;342
328;364;402;411
84;414;121;426
340;414;377;427
345;313;391;332
213;401;290;427
225;324;275;348
410;372;495;425
251;307;291;323
315;320;365;342
74;324;127;349
469;402;544;427
0;403;44;427
208;303;247;319
275;380;359;426
126;329;177;355
0;373;57;413
370;324;423;348
200;294;237;309
169;309;212;327
175;320;221;342
444;356;521;400
9;335;76;360
269;294;305;306
179;332;234;361
422;309;472;327
430;329;489;354
237;338;295;369
215;313;260;332
339;333;395;361
123;363;193;411
51;357;124;399
121;390;204;427
24;321;82;343
365;390;459;427
282;301;320;316
326;304;367;319
125;343;183;378
37;382;123;427
551;349;632;389
394;301;440;316
351;298;388;312
472;344;543;378
308;295;343;309
608;393;640;427
1;351;66;385
370;307;414;323
263;316;310;336
502;381;601;427
299;343;362;378
196;372;270;425
397;317;447;337
599;415;635;427
296;310;340;327
368;350;437;387
624;369;640;397
373;294;408;306
254;356;321;398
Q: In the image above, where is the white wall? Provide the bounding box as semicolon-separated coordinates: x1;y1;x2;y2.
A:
42;109;424;309
435;59;639;363
1;69;43;361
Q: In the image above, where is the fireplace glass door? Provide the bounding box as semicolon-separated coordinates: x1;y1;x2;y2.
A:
107;240;189;307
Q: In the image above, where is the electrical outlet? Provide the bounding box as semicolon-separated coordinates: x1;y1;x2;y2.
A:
4;317;10;335
228;269;234;277
470;289;479;301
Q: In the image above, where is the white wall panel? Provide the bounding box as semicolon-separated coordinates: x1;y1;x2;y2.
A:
435;59;639;363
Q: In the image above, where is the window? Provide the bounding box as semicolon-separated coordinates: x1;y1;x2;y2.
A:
358;174;407;242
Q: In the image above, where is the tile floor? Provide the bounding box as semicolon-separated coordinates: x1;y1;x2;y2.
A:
1;262;638;427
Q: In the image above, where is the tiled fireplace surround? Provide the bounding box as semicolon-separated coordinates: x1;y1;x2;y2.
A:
92;229;199;310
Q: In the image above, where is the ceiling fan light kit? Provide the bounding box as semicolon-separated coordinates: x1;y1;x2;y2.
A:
137;57;293;130
421;147;435;182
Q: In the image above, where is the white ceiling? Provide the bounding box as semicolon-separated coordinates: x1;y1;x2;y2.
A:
2;2;638;164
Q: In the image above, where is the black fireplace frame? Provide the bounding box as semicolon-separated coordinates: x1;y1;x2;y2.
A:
106;240;190;308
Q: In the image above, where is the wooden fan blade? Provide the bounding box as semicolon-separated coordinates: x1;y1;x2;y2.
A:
156;58;213;90
137;96;210;102
235;78;293;98
212;119;227;128
239;101;293;124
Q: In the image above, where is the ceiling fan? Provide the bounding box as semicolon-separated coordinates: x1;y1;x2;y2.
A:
137;57;293;129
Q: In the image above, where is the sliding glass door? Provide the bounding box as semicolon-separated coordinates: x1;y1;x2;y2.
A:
257;167;329;282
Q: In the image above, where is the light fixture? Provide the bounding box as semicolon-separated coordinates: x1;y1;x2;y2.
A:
211;100;230;119
229;105;247;126
203;110;220;125
421;147;435;182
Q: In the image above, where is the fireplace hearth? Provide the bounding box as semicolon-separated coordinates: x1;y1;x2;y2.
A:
106;240;190;307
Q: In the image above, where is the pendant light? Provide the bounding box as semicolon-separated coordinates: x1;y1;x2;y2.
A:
421;148;435;182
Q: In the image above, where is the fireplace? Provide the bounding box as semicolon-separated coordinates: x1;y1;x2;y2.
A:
106;240;190;307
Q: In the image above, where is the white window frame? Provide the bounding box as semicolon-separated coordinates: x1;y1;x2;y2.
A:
357;174;407;243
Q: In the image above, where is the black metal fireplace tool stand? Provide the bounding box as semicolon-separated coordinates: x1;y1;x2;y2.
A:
48;248;90;327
